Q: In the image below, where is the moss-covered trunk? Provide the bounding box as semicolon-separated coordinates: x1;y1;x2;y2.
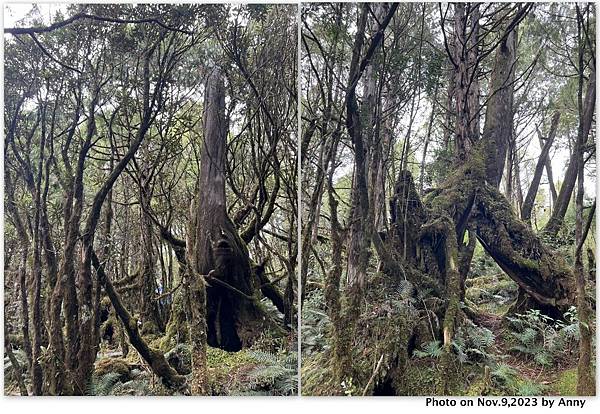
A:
92;252;187;390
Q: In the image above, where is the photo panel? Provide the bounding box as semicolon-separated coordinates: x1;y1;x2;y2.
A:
3;2;298;396
300;2;596;397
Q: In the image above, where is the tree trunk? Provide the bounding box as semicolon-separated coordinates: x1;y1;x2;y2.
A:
482;19;517;187
91;252;187;390
138;177;163;333
544;70;595;235
574;9;594;394
538;133;558;209
521;112;560;222
187;69;277;383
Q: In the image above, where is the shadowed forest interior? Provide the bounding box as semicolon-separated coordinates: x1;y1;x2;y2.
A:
4;3;297;396
301;2;596;396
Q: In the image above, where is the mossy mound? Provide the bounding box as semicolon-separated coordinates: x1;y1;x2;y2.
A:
352;276;419;395
393;358;480;396
466;273;517;312
94;358;133;379
465;363;549;396
301;350;338;395
205;347;259;395
303;273;423;396
552;368;577;396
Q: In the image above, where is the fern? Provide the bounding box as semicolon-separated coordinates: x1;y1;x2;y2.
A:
87;372;122;396
414;340;443;359
241;351;298;396
452;323;496;365
507;308;581;367
517;380;546;396
491;363;520;392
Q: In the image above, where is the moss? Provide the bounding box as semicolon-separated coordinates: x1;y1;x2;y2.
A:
158;296;189;352
467;274;499;289
100;296;112;308
552;368;578;396
207;347;256;369
301;350;338;395
302;273;421;396
165;344;192;375
392;359;470;396
205;347;260;395
6;333;24;348
466;273;518;312
140;320;159;336
518;258;540;272
395;360;439;395
94;358;132;378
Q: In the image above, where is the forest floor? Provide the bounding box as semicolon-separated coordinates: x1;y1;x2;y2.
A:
465;253;582;396
476;311;577;396
300;249;588;397
4;300;297;396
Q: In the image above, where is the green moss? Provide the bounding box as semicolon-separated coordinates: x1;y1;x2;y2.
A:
156;290;190;352
396;360;439;395
205;347;260;395
301;350;338;395
552;368;577;396
94;358;131;378
392;359;473;396
518;258;540;272
207;347;257;370
140;320;159;335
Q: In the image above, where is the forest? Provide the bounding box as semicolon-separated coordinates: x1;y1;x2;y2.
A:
4;3;297;396
301;2;596;396
3;1;598;401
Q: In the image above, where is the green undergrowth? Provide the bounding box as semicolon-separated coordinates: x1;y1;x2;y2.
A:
551;368;578;396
